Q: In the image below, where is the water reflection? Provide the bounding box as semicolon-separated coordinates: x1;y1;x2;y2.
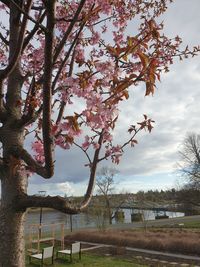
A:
25;208;184;233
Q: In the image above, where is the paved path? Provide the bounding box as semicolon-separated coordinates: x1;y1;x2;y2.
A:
80;241;200;263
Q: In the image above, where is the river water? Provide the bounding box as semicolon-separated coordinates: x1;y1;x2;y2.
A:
25;208;184;233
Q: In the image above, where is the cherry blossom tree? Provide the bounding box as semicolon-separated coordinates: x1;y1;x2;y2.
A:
0;0;199;266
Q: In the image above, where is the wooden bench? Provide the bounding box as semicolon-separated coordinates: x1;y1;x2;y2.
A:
29;246;54;266
56;242;81;262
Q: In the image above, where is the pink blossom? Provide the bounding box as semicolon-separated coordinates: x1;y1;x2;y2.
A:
113;31;124;45
75;45;85;64
82;135;90;150
112;154;122;164
55;136;70;150
111;145;122;153
111;145;123;164
35;154;45;164
90;31;101;45
32;140;44;154
103;131;113;142
93;142;100;150
105;148;112;157
97;0;112;15
32;140;45;164
51;125;60;136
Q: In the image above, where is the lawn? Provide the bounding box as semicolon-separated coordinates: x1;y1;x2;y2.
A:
26;252;146;266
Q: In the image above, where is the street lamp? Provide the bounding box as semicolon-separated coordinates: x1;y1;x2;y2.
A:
38;191;46;239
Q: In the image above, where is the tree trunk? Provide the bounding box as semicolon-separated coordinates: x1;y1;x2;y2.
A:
0;209;26;267
0;120;27;266
0;2;32;266
105;199;112;225
0;173;27;267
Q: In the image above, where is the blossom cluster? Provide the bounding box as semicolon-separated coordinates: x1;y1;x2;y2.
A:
0;0;194;169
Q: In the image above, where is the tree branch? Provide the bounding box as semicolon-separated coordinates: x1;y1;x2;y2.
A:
15;194;80;214
16;106;43;128
52;21;85;93
22;11;46;51
42;0;56;178
53;0;86;64
73;141;92;165
13;132;104;212
11;147;52;178
0;0;32;80
14;129;103;213
55;47;76;124
0;0;9;7
0;80;7;122
15;76;43;128
9;0;47;33
0;32;9;46
80;131;104;209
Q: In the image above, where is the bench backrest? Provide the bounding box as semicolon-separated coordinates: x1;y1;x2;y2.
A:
43;246;54;259
71;242;80;253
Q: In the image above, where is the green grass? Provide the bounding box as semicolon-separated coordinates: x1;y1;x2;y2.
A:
26;253;146;267
179;221;200;228
150;220;200;229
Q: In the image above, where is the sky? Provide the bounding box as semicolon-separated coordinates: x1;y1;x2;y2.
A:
13;0;200;197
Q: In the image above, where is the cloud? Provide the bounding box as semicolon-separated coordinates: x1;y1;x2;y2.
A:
56;182;74;196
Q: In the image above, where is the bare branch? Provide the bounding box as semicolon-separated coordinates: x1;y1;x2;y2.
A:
121;128;141;150
90;15;113;27
31;5;45;11
178;133;200;183
73;141;92;165
0;0;32;80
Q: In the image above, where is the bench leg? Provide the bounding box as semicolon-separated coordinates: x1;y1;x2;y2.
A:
70;253;72;262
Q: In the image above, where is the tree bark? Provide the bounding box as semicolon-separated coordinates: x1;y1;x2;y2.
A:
0;207;26;267
0;171;27;267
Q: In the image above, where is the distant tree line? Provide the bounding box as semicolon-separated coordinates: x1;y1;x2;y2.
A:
135;189;177;203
